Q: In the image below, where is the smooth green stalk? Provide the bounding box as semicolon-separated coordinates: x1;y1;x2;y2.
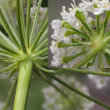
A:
56;68;110;76
13;60;32;110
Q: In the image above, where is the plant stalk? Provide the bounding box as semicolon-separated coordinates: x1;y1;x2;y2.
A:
13;60;32;110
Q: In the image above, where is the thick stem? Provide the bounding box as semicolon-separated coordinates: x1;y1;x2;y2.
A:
13;60;32;110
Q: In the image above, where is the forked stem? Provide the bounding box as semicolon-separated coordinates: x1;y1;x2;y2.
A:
13;60;32;110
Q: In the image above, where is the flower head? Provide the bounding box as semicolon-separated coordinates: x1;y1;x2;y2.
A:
50;0;110;69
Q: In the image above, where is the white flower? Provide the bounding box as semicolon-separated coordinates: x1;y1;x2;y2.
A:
50;41;65;55
92;0;110;15
79;0;94;12
51;19;62;30
51;29;66;41
51;57;62;67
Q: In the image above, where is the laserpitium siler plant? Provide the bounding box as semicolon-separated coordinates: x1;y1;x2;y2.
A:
1;0;110;110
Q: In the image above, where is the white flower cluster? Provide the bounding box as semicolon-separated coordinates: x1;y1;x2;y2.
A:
42;75;94;110
50;0;110;68
88;74;110;89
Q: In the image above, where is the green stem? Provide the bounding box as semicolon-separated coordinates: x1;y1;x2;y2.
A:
62;22;90;40
3;79;17;110
45;72;110;110
13;60;32;110
55;68;110;76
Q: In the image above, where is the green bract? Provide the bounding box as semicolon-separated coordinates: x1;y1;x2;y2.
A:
0;0;49;77
0;0;49;109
